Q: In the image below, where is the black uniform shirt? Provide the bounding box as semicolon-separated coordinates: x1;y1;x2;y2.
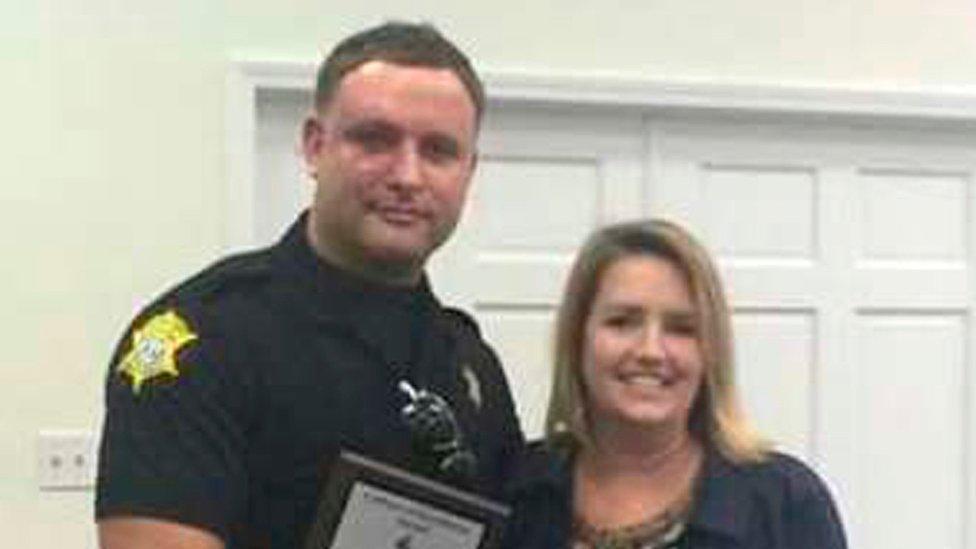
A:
96;214;523;548
505;438;848;549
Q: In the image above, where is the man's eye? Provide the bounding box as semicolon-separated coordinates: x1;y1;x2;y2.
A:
421;137;460;162
345;127;397;152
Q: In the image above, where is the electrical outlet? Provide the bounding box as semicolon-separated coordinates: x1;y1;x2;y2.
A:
37;430;97;490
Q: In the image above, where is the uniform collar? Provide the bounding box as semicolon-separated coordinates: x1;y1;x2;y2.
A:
270;212;439;319
687;446;755;543
268;213;453;383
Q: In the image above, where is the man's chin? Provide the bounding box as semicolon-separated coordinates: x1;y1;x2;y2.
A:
360;242;430;280
359;222;456;277
365;226;443;261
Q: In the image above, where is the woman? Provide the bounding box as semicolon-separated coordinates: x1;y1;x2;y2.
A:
505;219;846;548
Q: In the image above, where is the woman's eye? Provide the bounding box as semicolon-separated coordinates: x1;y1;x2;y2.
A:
666;320;698;337
604;315;637;329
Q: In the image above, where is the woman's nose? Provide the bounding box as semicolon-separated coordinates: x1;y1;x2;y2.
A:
636;322;667;361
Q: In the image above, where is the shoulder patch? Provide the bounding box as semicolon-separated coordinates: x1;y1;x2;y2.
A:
117;310;198;395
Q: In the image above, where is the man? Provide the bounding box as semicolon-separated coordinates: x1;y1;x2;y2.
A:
96;22;523;548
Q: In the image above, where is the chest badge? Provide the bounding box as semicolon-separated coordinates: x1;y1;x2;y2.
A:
117;310;198;395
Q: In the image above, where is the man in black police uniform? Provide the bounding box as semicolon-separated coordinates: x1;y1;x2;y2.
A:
96;22;523;549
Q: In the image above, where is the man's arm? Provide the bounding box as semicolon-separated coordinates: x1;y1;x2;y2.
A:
98;517;224;549
97;305;249;547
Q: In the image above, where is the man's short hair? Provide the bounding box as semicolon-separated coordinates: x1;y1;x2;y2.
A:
314;21;485;124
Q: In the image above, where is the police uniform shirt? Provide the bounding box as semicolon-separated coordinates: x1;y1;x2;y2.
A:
96;214;523;548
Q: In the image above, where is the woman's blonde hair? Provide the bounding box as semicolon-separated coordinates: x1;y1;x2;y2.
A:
545;219;768;463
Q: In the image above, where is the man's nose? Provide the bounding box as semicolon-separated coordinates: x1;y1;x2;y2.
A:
391;142;423;189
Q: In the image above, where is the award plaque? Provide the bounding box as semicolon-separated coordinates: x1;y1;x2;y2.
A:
304;451;510;549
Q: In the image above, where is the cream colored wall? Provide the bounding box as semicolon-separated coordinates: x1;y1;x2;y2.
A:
2;0;974;545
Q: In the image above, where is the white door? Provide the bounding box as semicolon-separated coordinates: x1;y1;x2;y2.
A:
652;119;976;549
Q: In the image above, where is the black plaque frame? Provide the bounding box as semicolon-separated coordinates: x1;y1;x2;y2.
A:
304;451;510;549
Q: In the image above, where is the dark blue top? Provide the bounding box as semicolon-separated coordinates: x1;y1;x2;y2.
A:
96;214;523;548
504;439;848;549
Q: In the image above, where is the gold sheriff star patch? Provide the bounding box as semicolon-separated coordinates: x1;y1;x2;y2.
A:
117;310;198;395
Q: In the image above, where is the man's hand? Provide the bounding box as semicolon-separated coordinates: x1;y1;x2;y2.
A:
99;517;224;549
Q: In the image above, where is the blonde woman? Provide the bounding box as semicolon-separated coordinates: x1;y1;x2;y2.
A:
505;219;846;548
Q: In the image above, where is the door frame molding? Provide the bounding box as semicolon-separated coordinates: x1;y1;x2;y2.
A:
224;58;976;249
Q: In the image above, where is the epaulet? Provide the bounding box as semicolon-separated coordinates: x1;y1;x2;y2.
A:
150;247;274;308
441;306;483;337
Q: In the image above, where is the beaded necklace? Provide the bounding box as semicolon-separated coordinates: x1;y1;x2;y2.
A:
571;486;693;549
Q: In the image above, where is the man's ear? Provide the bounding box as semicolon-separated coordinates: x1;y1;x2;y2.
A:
301;114;325;166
